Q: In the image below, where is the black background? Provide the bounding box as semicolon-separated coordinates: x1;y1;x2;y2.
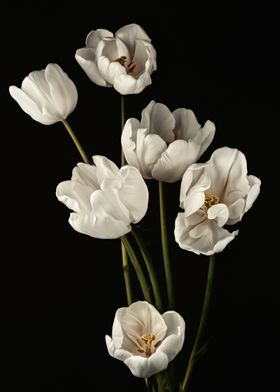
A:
1;3;279;391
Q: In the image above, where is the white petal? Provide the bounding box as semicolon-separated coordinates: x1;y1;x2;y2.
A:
227;198;246;225
131;40;149;77
245;175;261;213
9;85;54;125
119;166;149;223
160;311;185;362
136;130;167;178
208;147;250;200
207;203;229;227
72;162;99;189
116;24;151;56
175;214;238;255
56;180;92;212
45;64;77;119
124;349;169;378
113;72;152;95
105;335;133;362
86;29;113;50
92;155;120;185
181;166;211;214
121;118;141;169
75;48;107;86
69;209;130;239
151;140;200;183
193;120;216;157
141;101;175;143
173;108;201;140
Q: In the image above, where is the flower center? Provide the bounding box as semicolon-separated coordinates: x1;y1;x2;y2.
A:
200;192;219;214
115;56;136;74
137;333;161;357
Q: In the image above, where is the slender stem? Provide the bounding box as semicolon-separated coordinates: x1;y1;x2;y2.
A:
180;255;216;392
131;227;163;312
119;94;131;304
121;95;126;166
121;241;132;305
121;235;152;303
62;120;89;163
158;180;175;309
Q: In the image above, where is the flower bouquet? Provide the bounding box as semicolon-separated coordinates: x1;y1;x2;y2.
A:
9;23;261;391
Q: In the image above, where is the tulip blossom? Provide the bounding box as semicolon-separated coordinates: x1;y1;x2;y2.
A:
106;301;185;378
175;147;261;255
56;156;149;239
9;63;78;125
121;100;215;182
75;23;156;95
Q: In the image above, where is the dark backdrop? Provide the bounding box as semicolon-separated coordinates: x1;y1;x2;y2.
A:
1;3;278;391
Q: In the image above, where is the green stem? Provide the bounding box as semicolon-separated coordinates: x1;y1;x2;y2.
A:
120;94;131;304
158;180;174;309
131;227;163;312
62;120;89;164
121;95;126;166
121;235;152;303
180;255;216;392
121;241;132;305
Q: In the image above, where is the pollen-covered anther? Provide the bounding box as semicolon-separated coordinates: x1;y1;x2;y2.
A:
141;333;156;357
200;192;219;214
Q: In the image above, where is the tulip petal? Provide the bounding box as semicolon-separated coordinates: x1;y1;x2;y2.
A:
9;85;55;125
56;180;92;212
160;311;185;361
119;166;149;223
208;147;250;199
86;29;113;50
116;24;151;56
75;48;107;86
136;131;167;178
121;118;142;169
141;101;175;143
173;108;201;140
152;139;200;183
207;203;229;227
45;64;77;119
193;120;216;157
245;175;261;213
179;162;210;209
175;214;238;255
71;162;99;190
113;71;152;95
124;350;169;378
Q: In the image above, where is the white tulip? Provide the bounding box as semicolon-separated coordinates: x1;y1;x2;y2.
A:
75;23;156;95
121;100;215;182
106;301;185;378
175;147;261;255
56;156;149;239
9;63;78;125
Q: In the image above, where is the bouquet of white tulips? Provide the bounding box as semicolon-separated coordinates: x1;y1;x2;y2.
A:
9;23;261;392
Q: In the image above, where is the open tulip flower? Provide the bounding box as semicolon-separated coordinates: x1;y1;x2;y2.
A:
106;301;185;378
56;156;149;239
121;100;215;182
175;147;261;255
9;63;78;125
75;23;156;95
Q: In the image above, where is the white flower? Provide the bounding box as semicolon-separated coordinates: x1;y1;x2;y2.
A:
175;147;261;255
105;301;185;378
75;23;156;95
121;100;215;182
9;63;78;125
56;156;149;239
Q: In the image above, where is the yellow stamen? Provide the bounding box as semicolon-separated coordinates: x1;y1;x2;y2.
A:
141;333;156;357
200;192;219;214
